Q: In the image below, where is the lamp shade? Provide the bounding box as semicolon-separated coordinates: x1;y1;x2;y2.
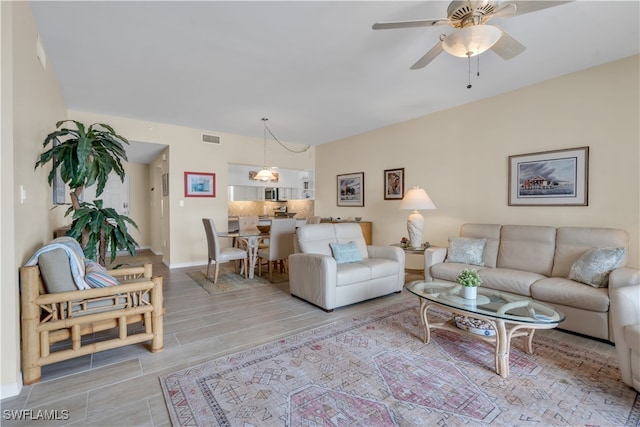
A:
254;168;276;181
398;187;437;211
442;25;502;58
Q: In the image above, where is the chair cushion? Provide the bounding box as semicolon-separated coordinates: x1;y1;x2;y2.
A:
446;237;486;266
568;247;625;287
38;249;77;293
330;242;363;264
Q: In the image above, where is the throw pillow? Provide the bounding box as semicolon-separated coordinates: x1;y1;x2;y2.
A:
84;260;120;288
446;237;486;266
329;241;363;264
568;247;625;287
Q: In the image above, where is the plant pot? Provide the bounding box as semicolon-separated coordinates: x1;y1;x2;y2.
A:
462;286;477;300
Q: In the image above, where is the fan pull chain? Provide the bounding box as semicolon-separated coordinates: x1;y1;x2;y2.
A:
467;54;472;89
477;54;480;77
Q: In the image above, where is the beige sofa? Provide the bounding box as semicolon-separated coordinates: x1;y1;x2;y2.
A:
289;223;405;311
424;223;640;342
611;285;640;391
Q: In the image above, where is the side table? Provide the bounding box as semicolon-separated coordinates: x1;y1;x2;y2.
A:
391;243;432;277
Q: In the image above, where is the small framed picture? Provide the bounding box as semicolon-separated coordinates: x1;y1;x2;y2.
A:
508;147;589;206
384;168;404;200
52;138;66;205
162;173;169;197
337;172;364;207
184;172;216;198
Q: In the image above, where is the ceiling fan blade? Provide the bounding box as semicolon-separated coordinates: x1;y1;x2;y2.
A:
410;42;444;70
494;3;517;18
501;1;572;17
491;30;526;60
372;18;450;30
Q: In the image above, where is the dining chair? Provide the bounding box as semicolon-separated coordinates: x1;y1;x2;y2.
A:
257;218;296;282
202;218;248;284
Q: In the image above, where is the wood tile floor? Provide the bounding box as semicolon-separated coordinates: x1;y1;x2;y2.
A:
1;251;616;426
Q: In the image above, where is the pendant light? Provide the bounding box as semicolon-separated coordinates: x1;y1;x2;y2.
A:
254;118;276;182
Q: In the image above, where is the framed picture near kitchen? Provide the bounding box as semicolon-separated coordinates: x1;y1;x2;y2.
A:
337;172;364;207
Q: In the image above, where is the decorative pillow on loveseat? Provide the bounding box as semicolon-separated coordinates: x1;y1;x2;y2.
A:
329;241;363;264
568;247;625;288
445;237;486;266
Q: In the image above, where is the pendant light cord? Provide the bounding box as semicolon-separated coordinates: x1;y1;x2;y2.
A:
262;119;311;154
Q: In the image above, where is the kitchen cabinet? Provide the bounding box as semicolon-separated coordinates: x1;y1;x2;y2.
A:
228;186;264;201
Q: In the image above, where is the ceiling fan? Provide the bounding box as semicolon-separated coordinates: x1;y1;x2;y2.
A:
372;1;570;70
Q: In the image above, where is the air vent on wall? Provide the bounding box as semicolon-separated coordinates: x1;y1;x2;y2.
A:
201;134;220;144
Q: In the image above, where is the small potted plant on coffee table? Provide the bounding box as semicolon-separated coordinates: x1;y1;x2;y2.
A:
458;268;482;299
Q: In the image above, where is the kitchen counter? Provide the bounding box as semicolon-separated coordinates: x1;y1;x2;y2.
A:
228;216;307;231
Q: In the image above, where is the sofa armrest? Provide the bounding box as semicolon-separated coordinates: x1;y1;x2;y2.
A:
288;253;337;310
610;284;640;388
367;245;404;263
609;267;640;291
424;246;447;281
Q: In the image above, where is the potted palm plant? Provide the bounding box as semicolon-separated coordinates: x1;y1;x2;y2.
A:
457;268;482;299
35;120;138;266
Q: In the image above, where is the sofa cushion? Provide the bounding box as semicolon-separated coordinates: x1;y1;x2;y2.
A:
568;247;625;287
552;227;629;278
475;268;546;297
446;237;486;266
336;263;371;286
531;277;610;312
38;249;77;293
296;223;368;259
497;225;556;276
362;258;400;280
431;262;479;283
460;224;502;268
329;241;363;264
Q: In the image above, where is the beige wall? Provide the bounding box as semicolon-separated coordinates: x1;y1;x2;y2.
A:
68;110;315;268
2;2;67;398
316;55;640;269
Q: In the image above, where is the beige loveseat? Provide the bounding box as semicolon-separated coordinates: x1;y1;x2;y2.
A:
289;223;405;311
424;223;640;342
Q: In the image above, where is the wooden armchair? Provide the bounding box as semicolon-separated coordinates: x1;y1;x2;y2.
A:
20;262;164;385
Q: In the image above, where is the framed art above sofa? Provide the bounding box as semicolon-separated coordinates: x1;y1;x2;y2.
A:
508;146;588;206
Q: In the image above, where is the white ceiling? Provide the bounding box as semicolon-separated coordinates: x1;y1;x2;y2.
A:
30;1;639;147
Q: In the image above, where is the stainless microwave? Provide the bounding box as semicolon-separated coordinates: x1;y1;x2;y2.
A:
265;187;278;201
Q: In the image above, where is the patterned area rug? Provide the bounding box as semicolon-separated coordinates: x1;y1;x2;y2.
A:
160;299;640;426
186;267;288;295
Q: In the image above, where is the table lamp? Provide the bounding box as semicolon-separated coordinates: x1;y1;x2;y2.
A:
398;186;436;249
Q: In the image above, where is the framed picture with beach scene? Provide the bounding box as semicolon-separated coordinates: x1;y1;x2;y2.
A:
508;147;588;206
184;171;216;197
337;172;364;207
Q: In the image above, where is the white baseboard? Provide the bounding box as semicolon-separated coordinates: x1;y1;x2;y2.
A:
1;376;22;399
167;261;207;269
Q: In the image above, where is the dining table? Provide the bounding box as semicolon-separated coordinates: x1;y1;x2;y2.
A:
217;228;268;279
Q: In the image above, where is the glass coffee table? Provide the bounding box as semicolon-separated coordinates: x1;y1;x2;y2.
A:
406;280;565;378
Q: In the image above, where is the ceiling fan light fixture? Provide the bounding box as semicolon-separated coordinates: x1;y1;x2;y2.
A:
442;25;502;57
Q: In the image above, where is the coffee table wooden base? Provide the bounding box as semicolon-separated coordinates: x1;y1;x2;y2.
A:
417;299;557;378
